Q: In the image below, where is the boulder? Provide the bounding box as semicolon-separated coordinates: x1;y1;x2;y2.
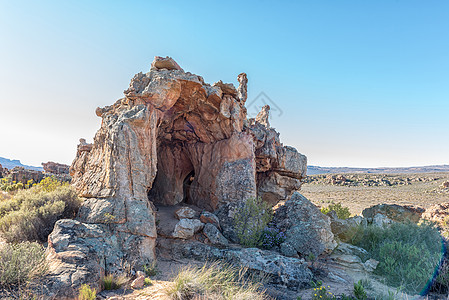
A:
330;243;377;273
151;56;184;71
203;223;228;246
327;211;367;242
171;241;313;290
364;258;379;272
200;211;220;229
332;242;369;260
172;219;204;239
372;213;393;227
174;207;198;219
130;275;145;289
274;192;337;258
442;181;449;189
362;204;425;224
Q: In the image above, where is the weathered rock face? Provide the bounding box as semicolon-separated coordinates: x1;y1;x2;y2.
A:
422;202;449;224
47;56;307;297
362;204;425;224
42;161;70;175
166;240;313;290
9;166;44;184
327;211;367;242
0;163;3;178
274;192;337;258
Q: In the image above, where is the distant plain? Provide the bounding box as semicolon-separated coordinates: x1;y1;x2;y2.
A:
301;172;449;215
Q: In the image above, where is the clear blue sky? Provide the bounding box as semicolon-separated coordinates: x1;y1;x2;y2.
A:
1;0;448;168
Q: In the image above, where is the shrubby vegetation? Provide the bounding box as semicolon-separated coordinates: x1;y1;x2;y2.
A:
260;226;286;249
0;178;30;192
350;221;442;294
0;177;81;242
102;274;129;290
78;284;97;300
321;202;351;219
164;262;267;300
233;197;273;247
0;241;47;287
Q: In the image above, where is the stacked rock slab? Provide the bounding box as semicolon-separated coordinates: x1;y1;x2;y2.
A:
46;56;307;297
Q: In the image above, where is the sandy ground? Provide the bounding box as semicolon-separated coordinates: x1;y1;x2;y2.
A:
301;172;449;215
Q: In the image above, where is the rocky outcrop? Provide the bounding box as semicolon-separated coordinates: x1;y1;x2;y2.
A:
0;163;3;178
166;240;313;290
422;202;449;224
327;211;367;242
274;192;337;258
362;204;425;224
42;161;70;175
9;166;44;184
46;56;307;298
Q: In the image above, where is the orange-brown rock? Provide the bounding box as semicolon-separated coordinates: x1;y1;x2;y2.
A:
9;167;43;184
46;57;307;298
422;202;449;224
42;161;70;174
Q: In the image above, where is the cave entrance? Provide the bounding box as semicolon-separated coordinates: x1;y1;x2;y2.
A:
182;170;195;204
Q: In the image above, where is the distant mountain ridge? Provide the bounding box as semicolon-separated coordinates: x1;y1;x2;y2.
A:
0;157;44;171
307;165;449;175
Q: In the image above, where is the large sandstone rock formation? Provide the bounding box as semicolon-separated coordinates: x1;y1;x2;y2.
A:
42;161;70;175
8;166;44;184
47;56;307;297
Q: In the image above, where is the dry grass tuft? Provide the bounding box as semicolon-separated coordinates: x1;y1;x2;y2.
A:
164;262;268;300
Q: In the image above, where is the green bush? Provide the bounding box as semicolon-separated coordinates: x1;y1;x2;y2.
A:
0;184;81;242
144;277;152;286
143;261;158;277
37;176;69;192
321;202;351;219
78;284;96;300
0;241;47;287
350;222;442;294
311;283;336;300
353;280;367;300
233;197;273;247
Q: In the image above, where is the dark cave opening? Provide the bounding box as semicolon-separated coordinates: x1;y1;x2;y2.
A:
182;170;195;204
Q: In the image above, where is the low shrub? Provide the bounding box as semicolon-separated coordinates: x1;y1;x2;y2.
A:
0;241;47;287
311;283;336;300
164;262;267;300
0;183;81;242
321;202;351;219
78;284;96;300
260;226;286;249
143;261;158;277
350;222;442;294
353;280;367;300
144;277;152;286
234;197;273;247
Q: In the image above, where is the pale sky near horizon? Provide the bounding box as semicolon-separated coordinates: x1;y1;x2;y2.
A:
0;0;448;168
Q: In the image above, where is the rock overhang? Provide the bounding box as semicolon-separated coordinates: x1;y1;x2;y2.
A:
46;56;308;298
